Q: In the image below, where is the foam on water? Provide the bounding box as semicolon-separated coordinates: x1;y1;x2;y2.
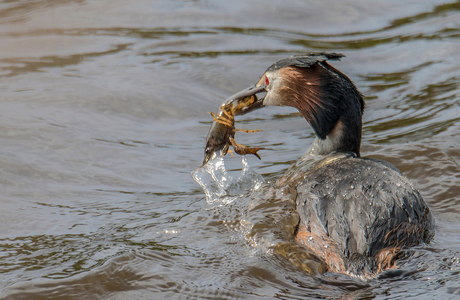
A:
191;152;265;205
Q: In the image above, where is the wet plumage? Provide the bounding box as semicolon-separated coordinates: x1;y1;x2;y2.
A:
295;157;434;278
202;53;435;279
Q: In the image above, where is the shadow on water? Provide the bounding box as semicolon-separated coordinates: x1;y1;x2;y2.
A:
0;0;85;22
0;44;131;78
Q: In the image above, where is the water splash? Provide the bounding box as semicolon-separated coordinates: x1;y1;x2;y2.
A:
191;152;265;205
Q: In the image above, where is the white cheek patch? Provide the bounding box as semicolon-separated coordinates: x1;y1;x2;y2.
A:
263;72;291;107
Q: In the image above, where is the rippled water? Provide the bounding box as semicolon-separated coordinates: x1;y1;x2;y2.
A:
1;0;460;299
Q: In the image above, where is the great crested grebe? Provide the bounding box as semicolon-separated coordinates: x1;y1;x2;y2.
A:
206;53;435;279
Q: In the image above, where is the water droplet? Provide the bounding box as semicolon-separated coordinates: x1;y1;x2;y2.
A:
192;154;265;204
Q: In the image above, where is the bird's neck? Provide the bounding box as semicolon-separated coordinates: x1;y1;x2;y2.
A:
280;62;365;157
308;118;362;157
302;62;364;157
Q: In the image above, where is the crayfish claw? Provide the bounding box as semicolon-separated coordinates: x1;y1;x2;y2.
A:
229;137;265;160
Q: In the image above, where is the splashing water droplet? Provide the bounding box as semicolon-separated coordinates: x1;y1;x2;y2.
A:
191;154;265;205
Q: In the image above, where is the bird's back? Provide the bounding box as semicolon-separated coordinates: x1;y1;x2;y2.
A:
295;157;435;278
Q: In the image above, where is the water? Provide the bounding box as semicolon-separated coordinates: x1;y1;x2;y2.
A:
192;154;265;204
1;0;460;299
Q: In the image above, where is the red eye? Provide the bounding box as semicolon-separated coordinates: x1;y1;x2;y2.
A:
265;76;269;86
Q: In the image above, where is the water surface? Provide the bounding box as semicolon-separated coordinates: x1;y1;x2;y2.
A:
1;0;460;299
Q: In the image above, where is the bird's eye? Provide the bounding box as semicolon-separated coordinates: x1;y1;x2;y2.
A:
265;76;269;86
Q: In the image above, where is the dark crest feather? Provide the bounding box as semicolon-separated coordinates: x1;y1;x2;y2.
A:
266;52;345;72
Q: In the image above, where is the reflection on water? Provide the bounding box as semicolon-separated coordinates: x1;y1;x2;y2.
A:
1;0;460;299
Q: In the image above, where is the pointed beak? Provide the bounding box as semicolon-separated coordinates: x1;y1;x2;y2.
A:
224;85;267;116
202;85;267;165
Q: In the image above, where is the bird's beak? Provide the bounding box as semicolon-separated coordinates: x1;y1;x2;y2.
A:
225;85;267;116
201;85;267;165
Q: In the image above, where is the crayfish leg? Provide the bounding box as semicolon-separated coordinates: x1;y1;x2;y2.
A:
235;128;262;133
229;137;264;160
207;111;233;127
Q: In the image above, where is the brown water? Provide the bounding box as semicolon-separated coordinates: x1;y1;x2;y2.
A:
1;0;460;299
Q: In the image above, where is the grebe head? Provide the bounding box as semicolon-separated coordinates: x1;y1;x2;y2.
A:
241;53;365;156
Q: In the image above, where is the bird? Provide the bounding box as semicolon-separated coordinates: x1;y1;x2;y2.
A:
224;53;435;279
